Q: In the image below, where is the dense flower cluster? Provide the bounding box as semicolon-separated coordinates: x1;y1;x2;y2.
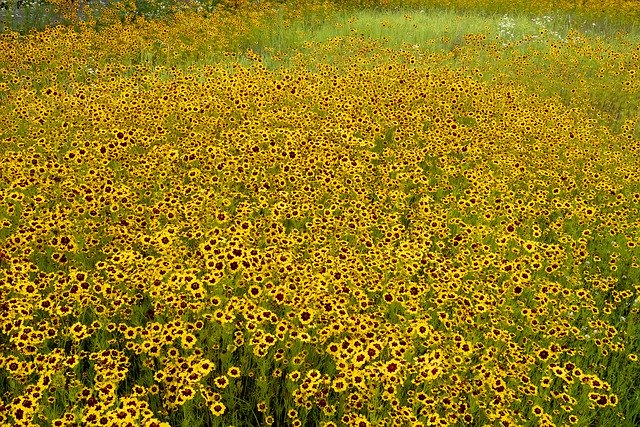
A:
0;2;639;427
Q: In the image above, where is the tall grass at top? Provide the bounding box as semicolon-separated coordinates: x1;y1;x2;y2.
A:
208;4;640;139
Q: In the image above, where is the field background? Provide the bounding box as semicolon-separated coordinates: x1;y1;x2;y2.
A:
1;1;639;427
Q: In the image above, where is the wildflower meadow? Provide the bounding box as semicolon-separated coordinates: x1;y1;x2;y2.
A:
0;0;639;426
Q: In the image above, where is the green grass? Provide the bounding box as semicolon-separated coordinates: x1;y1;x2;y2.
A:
234;3;640;55
209;5;639;140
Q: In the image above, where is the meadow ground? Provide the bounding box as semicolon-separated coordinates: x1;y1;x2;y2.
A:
0;0;639;426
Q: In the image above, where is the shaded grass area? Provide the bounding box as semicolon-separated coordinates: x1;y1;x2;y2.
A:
0;0;226;33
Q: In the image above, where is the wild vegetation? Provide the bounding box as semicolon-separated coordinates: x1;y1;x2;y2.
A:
1;1;639;426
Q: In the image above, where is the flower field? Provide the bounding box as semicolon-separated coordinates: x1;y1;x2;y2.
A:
0;1;639;426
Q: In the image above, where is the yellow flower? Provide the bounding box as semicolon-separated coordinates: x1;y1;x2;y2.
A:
180;332;197;349
227;366;241;378
247;284;262;298
214;375;229;389
298;309;314;325
350;415;371;427
210;401;226;416
288;371;301;382
155;229;175;250
69;322;90;341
